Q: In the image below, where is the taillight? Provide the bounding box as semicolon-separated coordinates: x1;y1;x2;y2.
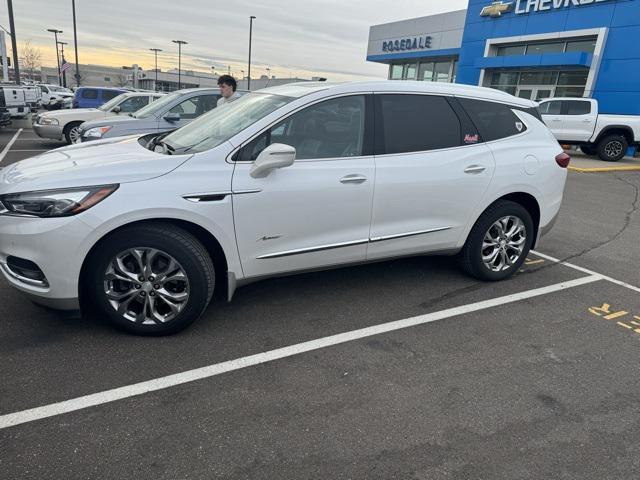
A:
555;152;571;168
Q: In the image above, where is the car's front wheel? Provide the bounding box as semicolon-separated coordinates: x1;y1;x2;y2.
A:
459;201;534;281
64;122;83;144
86;223;215;335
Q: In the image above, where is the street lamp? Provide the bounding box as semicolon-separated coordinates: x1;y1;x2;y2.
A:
149;48;162;92
58;41;68;87
247;15;256;90
47;28;63;86
72;0;81;87
171;39;187;90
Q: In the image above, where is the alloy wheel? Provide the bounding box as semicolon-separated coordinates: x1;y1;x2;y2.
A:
481;216;527;272
604;140;624;159
103;248;190;324
69;126;81;144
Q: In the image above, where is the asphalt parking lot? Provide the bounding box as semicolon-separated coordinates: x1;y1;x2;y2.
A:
0;122;639;479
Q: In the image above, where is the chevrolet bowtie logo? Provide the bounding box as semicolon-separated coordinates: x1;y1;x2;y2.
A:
480;1;513;17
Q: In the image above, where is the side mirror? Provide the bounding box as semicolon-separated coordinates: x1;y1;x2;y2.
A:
112;105;121;114
250;143;296;178
164;112;180;123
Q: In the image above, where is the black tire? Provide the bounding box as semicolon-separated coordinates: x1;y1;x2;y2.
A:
459;201;534;282
580;145;597;156
597;134;628;162
63;122;82;144
85;223;215;335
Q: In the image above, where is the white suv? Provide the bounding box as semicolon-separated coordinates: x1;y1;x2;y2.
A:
0;81;569;335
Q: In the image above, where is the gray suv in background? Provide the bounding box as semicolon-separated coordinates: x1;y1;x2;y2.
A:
78;88;232;142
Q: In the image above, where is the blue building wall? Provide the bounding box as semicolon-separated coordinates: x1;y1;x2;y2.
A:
458;0;640;115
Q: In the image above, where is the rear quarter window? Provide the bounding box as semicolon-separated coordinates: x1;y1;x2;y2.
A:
102;90;121;101
459;98;527;142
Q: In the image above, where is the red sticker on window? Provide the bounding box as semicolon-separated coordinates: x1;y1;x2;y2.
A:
464;134;479;144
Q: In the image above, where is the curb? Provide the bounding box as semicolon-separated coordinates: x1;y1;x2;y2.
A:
568;165;640;173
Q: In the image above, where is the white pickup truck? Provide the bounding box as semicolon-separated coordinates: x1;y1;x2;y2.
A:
539;98;640;162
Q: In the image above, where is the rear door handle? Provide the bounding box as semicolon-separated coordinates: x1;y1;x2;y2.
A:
464;165;486;174
582;119;593;123
340;174;367;184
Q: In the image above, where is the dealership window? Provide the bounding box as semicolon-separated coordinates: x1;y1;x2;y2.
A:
390;64;403;80
486;69;589;99
526;42;564;55
493;37;597;57
388;58;457;82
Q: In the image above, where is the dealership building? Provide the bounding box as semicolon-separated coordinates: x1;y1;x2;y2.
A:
367;0;640;114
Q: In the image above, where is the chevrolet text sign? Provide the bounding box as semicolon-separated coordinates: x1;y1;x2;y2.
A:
481;0;612;17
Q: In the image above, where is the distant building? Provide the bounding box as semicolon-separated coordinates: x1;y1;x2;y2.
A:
39;63;321;92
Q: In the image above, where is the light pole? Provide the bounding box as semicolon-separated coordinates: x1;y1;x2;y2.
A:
247;15;256;90
72;0;81;87
149;48;162;92
171;39;187;90
47;29;63;86
7;0;19;85
58;41;68;87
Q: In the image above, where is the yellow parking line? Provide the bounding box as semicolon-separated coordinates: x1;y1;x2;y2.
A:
569;165;640;173
618;322;632;329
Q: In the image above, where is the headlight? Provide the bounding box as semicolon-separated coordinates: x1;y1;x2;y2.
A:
0;185;119;218
84;126;113;138
39;117;59;126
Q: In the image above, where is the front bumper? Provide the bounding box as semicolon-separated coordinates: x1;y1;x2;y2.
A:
0;214;95;310
33;122;64;141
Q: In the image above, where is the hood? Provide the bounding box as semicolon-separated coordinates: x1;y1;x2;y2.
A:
0;136;192;193
39;108;105;120
81;115;144;130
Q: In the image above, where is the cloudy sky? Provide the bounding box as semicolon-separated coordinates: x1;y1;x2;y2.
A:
3;0;467;81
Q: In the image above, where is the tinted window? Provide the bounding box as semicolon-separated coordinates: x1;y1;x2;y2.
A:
460;98;527;142
81;89;98;99
102;90;121;101
378;95;461;154
239;95;366;161
540;101;561;115
564;100;591;115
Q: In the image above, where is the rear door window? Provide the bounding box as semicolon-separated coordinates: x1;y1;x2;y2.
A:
375;94;462;155
169;94;219;120
563;100;592;115
459;98;527;142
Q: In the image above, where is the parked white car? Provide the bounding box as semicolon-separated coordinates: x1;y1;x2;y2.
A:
37;84;74;106
33;92;164;144
539;97;640;161
0;86;28;118
0;81;568;335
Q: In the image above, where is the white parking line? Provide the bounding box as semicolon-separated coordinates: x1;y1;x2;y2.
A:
0;275;600;430
0;128;23;164
531;250;640;294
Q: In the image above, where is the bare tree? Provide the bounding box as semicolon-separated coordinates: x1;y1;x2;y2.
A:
20;40;42;82
115;73;130;87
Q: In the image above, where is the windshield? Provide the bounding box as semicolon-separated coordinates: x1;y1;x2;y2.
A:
98;93;129;112
132;91;182;119
163;92;293;153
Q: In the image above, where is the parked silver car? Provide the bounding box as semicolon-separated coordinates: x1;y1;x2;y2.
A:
78;88;240;142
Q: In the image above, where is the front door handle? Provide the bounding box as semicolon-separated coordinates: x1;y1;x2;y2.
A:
464;165;486;174
582;119;593;123
340;174;367;184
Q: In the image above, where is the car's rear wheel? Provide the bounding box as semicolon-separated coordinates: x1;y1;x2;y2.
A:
597;134;628;162
459;201;534;281
86;223;215;335
64;122;82;144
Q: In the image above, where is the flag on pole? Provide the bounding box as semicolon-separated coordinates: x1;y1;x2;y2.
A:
60;59;71;74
